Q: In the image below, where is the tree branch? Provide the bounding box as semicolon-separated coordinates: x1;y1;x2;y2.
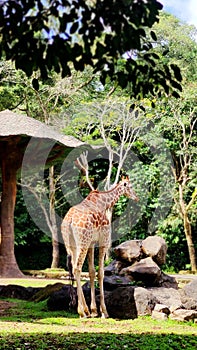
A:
186;188;197;212
75;151;95;191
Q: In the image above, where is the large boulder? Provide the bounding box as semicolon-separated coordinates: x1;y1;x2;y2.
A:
142;236;167;265
120;257;161;287
31;283;65;302
134;287;158;315
156;272;178;289
0;284;40;300
147;287;183;311
104;275;133;291
102;286;138;319
47;285;77;312
104;259;129;276
179;278;197;310
114;240;142;263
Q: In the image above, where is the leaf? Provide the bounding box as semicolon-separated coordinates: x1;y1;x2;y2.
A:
163;49;169;56
150;30;157;41
172;90;180;98
170;64;182;82
129;103;136;113
32;78;39;91
70;21;79;34
170;80;182;91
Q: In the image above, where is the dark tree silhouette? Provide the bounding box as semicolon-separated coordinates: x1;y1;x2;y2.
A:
0;0;182;97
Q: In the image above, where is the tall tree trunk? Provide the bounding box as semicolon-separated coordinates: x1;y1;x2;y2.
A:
49;166;59;268
178;183;197;272
183;212;197;272
0;140;23;277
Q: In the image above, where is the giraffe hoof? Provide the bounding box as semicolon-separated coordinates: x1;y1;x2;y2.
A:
80;313;91;318
91;312;99;318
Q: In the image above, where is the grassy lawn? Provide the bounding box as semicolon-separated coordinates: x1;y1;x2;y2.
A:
0;278;197;349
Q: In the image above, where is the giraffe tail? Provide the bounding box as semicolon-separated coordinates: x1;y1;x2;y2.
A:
67;254;74;282
66;254;77;311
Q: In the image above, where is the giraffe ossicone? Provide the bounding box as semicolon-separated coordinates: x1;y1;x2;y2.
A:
61;176;138;318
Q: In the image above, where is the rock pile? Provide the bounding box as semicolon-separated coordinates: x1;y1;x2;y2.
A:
103;235;197;322
105;235;177;288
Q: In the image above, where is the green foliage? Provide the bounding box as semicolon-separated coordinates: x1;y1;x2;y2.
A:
0;0;182;98
153;12;197;82
157;216;189;271
14;187;45;247
0;333;197;350
1;10;197;272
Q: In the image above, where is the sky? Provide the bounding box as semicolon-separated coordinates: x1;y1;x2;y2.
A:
161;0;197;28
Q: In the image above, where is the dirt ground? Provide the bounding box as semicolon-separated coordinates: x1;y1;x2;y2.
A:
0;300;15;315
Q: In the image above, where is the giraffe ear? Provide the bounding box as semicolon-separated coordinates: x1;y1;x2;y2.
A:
121;175;129;180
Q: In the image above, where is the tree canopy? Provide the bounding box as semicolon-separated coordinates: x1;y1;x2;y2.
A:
0;0;182;98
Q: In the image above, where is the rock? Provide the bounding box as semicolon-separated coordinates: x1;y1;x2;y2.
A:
120;257;161;287
147;287;183;310
114;240;142;262
47;285;77;312
0;284;40;300
170;309;197;322
152;310;168;320
31;283;65;302
104;259;129;276
181;278;197;301
142;236;167;265
102;286;137;319
134;287;158;315
103;275;134;291
154;303;170;315
179;278;197;310
156;272;178;289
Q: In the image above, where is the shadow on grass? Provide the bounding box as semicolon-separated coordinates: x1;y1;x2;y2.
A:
0;332;197;350
0;298;78;321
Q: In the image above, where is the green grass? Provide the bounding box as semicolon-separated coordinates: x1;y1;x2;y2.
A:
0;278;197;349
0;298;197;349
0;277;69;288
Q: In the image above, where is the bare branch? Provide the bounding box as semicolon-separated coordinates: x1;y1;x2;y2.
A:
20;182;54;235
186;188;197;212
75;151;95;191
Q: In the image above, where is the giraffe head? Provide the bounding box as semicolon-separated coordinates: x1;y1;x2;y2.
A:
120;176;139;201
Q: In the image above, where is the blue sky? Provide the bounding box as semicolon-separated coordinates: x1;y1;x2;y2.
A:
161;0;197;27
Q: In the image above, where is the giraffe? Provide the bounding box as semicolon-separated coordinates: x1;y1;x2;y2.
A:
61;176;138;318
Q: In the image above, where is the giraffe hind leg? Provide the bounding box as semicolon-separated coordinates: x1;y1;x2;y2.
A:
87;247;98;317
73;247;91;318
98;246;109;318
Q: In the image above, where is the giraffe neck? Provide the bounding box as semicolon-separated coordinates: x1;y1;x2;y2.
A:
85;183;124;211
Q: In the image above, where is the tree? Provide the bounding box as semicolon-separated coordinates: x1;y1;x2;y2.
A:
152;12;197;82
0;0;182;98
155;97;197;271
62;98;148;256
151;13;197;271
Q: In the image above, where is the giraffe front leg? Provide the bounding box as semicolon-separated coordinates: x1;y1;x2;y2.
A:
87;246;98;317
98;246;109;318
